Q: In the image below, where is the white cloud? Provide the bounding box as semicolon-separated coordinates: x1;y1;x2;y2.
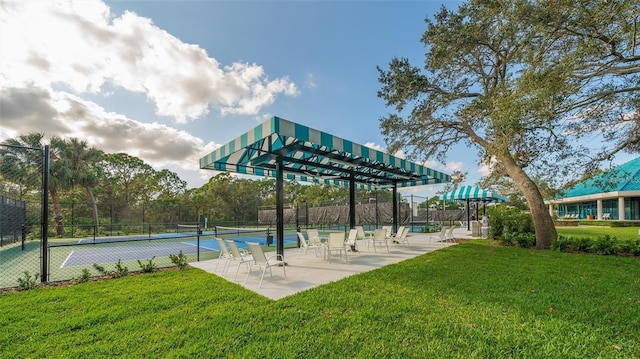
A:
364;142;385;152
0;86;218;185
445;161;464;172
0;0;298;123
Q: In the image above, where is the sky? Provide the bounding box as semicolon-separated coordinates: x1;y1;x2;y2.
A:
3;0;629;200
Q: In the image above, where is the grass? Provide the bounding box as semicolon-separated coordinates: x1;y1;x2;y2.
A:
557;226;640;240
1;240;639;358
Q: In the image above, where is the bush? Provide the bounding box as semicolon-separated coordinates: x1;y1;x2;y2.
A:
618;239;640;256
73;268;92;284
17;271;39;290
591;235;618;255
551;236;571;251
169;251;188;269
487;206;535;242
138;257;157;273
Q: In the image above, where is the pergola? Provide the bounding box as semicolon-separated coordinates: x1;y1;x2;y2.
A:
199;116;451;258
442;185;509;230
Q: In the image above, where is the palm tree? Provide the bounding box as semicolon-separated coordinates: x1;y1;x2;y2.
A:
0;133;44;200
52;137;104;236
0;133;69;236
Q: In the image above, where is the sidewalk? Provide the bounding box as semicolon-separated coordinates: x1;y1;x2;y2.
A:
190;227;474;300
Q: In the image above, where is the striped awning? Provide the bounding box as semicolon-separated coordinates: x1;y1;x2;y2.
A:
441;185;509;202
199;116;450;189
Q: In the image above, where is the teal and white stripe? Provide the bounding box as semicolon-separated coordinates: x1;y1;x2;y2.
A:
199;116;450;189
441;186;509;202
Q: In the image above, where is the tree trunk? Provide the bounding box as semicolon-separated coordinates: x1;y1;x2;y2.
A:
50;188;65;236
499;155;557;249
87;187;99;236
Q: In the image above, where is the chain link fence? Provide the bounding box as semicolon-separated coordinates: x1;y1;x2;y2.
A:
0;144;45;290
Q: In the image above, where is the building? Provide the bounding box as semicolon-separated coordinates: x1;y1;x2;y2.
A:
546;157;640;220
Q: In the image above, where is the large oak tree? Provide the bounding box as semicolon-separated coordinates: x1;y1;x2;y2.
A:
377;0;639;248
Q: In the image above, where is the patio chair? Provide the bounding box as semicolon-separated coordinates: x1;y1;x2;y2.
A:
444;226;456;242
306;229;322;246
428;227;447;243
355;226;374;242
326;232;348;263
382;225;393;238
370;228;390;253
214;237;233;273
391;226;405;243
226;239;254;281
296;232;323;258
345;228;359;253
245;242;286;288
395;227;410;246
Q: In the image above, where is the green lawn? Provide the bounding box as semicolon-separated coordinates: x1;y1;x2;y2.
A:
557;226;640;240
1;240;639;358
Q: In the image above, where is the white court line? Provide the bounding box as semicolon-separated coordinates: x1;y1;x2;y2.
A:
60;250;74;268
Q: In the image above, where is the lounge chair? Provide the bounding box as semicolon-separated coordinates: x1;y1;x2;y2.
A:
391;226;405;243
226;239;254;281
428;227;447;243
214;237;233;273
326;232;348;263
444;226;456;242
346;229;359;253
355;226;373;242
296;232;323;258
245;242;286;288
370;228;390;252
395;227;410;246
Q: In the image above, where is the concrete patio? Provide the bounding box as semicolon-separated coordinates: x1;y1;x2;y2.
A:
189;227;475;300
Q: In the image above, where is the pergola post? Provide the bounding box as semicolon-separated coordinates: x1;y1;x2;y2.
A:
349;172;356;229
276;156;284;259
392;182;398;234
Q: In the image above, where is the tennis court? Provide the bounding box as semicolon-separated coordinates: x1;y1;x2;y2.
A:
60;232;299;268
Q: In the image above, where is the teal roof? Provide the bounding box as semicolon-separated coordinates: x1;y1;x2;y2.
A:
199;116;450;189
558;157;640;199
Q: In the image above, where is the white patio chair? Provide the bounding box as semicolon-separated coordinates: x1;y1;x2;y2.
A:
346;228;359;253
370;228;389;253
306;229;322;246
444;226;456;242
214;237;233;273
395;227;410;246
226;239;254;281
245;242;286;288
296;232;323;258
391;226;405;243
326;232;348;263
428;227;447;243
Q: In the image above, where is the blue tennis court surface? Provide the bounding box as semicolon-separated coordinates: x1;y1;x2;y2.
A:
63;233;299;268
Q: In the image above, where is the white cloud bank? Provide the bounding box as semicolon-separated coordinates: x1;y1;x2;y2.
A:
0;0;300;187
0;0;298;122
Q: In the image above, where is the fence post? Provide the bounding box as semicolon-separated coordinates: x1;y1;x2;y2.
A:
21;224;26;251
40;145;49;283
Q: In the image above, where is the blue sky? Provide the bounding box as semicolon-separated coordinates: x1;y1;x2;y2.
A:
1;0;507;198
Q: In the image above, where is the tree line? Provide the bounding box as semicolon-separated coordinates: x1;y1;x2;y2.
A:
0;133;392;237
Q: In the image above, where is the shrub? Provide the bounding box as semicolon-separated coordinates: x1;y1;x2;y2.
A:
591;235;618;255
73;268;92;284
138;257;157;273
487;206;535;242
514;232;536;248
573;237;593;252
114;260;129;277
618;239;640;256
551;236;571;251
169;251;188;269
17;271;39;290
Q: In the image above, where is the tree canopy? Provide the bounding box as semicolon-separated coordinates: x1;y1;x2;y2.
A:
377;0;639;248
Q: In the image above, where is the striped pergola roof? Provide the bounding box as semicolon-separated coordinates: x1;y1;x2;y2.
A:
199;116;450;188
442;185;509;202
